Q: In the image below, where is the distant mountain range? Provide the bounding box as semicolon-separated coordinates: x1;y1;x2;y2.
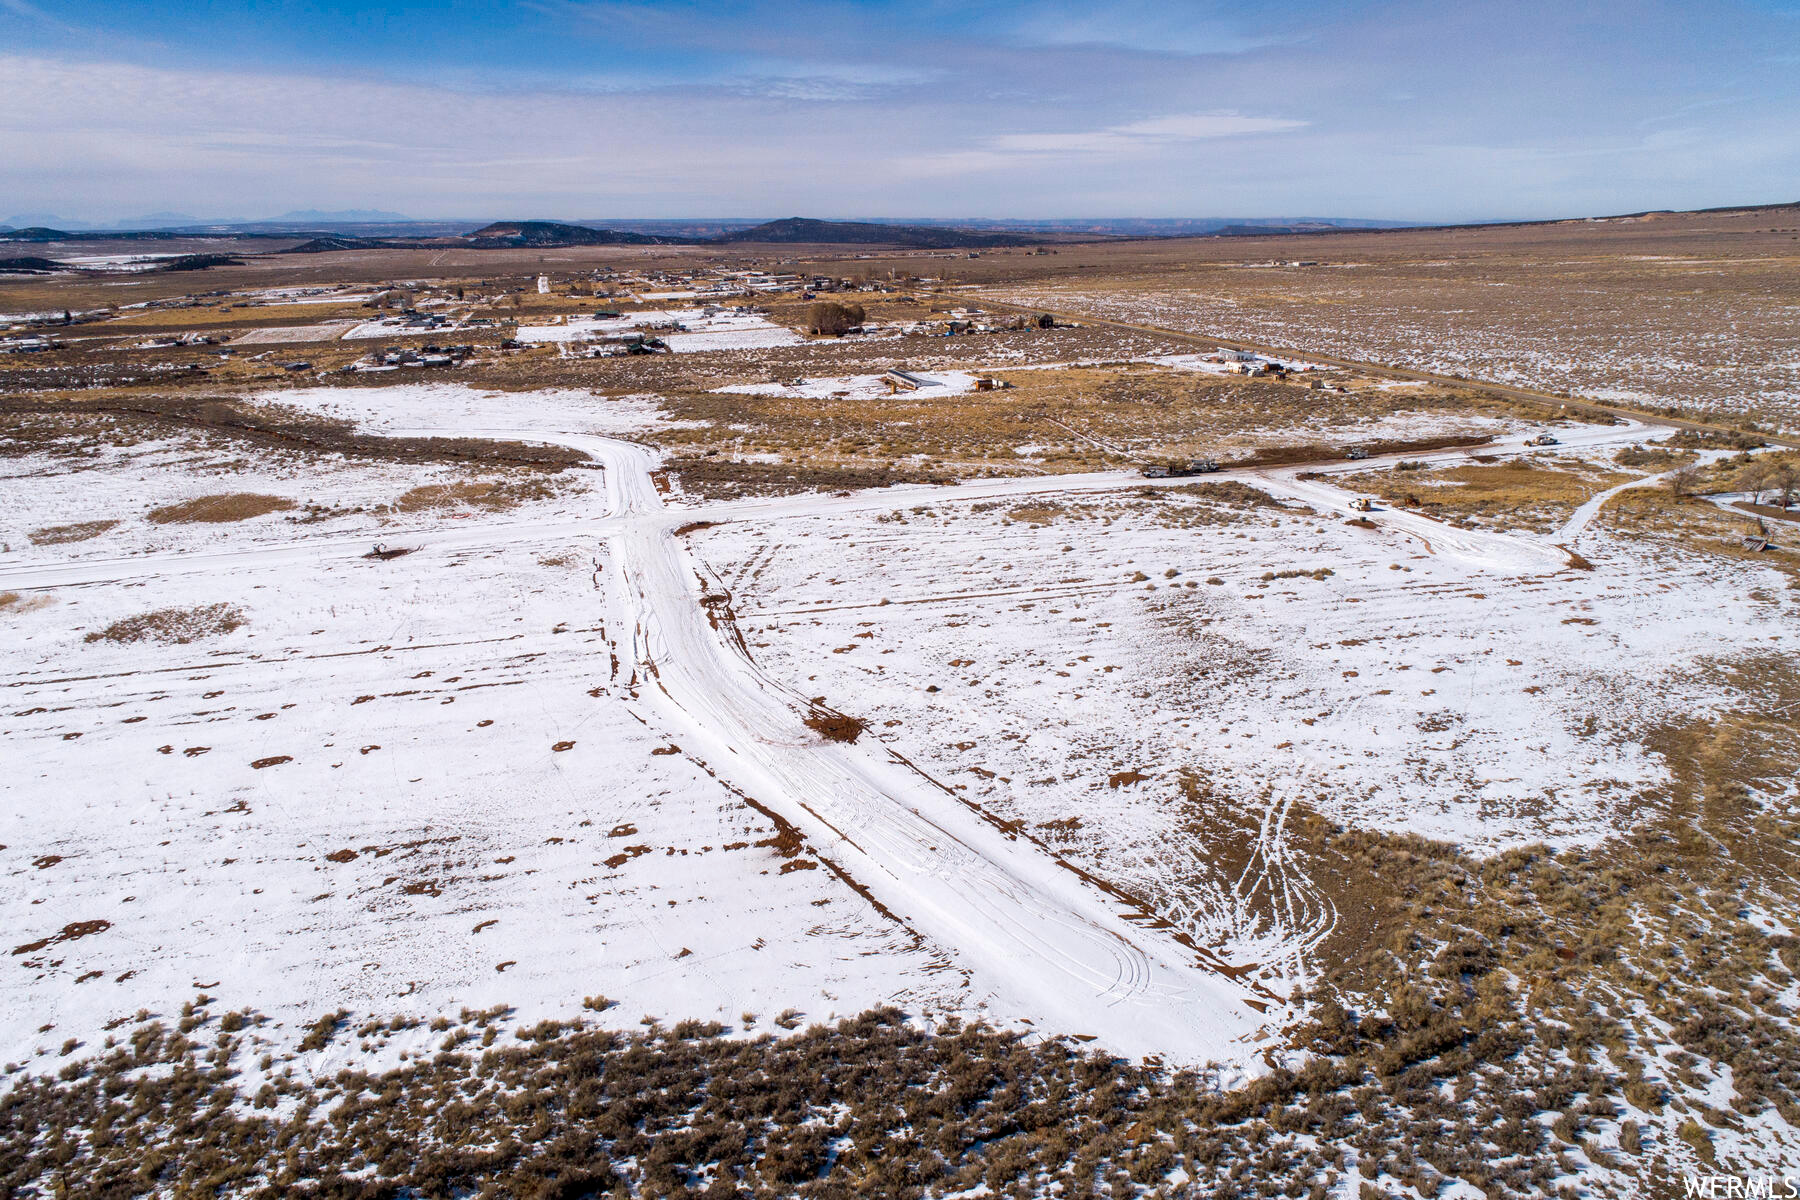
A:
1;213;1416;250
274;217;1047;254
716;218;1034;248
11;203;1794;258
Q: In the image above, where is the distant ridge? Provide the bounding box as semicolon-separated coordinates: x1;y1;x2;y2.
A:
0;226;191;244
465;221;687;248
281;236;412;254
716;218;1033;248
1212;221;1385;237
0;256;62;274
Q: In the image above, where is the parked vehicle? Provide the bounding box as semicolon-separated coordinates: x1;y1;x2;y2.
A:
1141;458;1219;478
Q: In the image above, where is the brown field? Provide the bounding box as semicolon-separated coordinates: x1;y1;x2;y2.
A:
644;365;1536;497
908;205;1800;432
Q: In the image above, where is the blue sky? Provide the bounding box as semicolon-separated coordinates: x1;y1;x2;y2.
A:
3;0;1798;223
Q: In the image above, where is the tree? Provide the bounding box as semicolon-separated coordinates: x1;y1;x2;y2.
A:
806;301;865;336
1733;460;1772;505
1666;465;1706;498
1772;461;1799;510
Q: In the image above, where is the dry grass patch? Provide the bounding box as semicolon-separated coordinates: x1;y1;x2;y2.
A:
147;493;296;524
645;358;1534;497
1;591;53;614
29;519;121;545
83;602;246;645
1346;460;1631;534
804;710;866;743
393;477;560;514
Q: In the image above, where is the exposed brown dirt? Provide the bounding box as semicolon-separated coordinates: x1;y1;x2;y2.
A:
147;493;296;524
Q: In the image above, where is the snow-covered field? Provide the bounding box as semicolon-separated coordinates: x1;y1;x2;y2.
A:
342;316;475;340
0;538;944;1074
515;307;803;352
229;321;360;345
4;382;1793;1087
715;369;984;402
693;453;1789;979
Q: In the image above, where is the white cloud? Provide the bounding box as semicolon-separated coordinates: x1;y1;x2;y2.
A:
0;0;77;32
906;112;1306;175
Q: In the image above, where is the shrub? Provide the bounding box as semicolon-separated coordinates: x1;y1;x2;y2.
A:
806;301;865;335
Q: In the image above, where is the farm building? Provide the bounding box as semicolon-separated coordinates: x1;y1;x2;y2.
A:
884;369;930;393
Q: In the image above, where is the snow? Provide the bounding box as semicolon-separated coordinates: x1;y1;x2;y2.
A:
55;252;189;271
516;307;803;353
1;390;1284;1070
229;322;360;345
714;370;984;402
0;539;939;1071
342;316;473;340
5;385;1791;1076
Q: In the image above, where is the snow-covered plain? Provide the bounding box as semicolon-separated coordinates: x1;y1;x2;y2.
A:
2;385;1275;1073
694;459;1791;975
4;382;1793;1080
